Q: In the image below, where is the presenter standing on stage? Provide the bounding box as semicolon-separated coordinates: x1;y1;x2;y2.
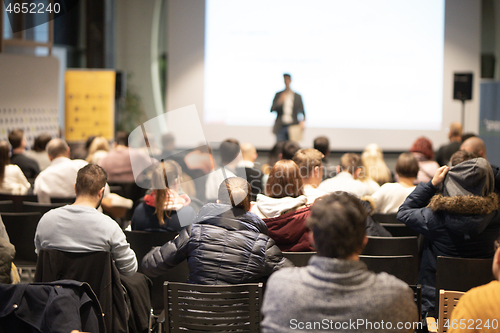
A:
271;73;305;142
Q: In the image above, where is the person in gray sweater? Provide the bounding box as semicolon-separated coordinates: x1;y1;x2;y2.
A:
261;192;418;333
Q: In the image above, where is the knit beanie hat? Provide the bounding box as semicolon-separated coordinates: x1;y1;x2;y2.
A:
410;137;434;160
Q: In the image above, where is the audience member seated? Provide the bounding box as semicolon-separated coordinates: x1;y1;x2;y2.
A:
251;160;313;252
448;235;500;333
99;131;154;183
34;138;88;203
35;164;137;276
397;151;500;317
369;152;418;214
8;128;40;179
0;216;15;284
318;153;369;198
205;138;240;201
85;136;110;165
131;160;196;232
292;148;327;204
435;122;462;166
236;142;262;201
313;135;336;180
261;192;418;332
25;133;51;171
261;141;285;194
141;177;291;283
281;140;300;160
460;136;500;193
410;136;440;184
361;143;392;186
0;141;31;195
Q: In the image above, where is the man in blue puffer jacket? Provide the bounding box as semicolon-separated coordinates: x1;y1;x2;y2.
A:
142;177;292;284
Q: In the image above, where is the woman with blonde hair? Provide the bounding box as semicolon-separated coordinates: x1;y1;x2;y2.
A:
251;159;313;251
131;160;196;232
0;141;30;195
86;136;110;164
361;143;392;186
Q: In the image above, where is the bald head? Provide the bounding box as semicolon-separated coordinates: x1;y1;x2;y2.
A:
240;142;257;163
461;137;486;159
46;138;70;160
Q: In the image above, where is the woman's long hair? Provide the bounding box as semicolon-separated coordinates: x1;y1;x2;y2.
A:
266;160;304;198
361;143;392;186
0;141;10;186
153;160;182;225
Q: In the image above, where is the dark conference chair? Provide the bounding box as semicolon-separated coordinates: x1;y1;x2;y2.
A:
282;251;316;267
360;255;418;285
163;282;263;333
21;201;67;216
371;213;399;224
125;230;190;314
0;200;15;213
434;256;494;312
35;250;132;333
362;236;418;257
1;211;42;282
380;223;419;237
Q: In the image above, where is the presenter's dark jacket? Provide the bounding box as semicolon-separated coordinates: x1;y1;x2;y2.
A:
141;203;292;284
270;91;305;134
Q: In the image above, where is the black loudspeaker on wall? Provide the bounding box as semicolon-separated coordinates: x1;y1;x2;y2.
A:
453;73;473;101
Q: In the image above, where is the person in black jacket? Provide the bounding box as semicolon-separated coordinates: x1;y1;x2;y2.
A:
397;152;500;317
141;177;292;284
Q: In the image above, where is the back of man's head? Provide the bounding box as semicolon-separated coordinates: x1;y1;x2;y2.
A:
293;148;324;179
339;153;363;175
75;164;108;197
307;192;367;258
282;141;300;160
461;137;487;159
8;129;24;149
313;136;329;160
220;138;240;165
449;122;463;140
33;133;52;152
395;152;419;179
115;131;129;147
240;142;257;162
46;138;70;159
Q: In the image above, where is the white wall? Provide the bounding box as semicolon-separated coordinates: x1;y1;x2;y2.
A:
166;0;481;150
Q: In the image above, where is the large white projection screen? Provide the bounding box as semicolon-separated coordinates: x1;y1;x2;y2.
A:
167;0;480;151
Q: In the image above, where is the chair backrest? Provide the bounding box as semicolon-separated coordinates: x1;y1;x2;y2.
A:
49;197;76;204
34;249;129;333
435;256;493;312
372;213;399;224
125;230;189;314
21;201;67;216
0;200;15;213
437;290;465;333
282;251;316;267
0;194;38;211
1;212;42;264
409;284;422;322
164;281;263;333
359;255;418;285
380;223;419;237
362;236;418;257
